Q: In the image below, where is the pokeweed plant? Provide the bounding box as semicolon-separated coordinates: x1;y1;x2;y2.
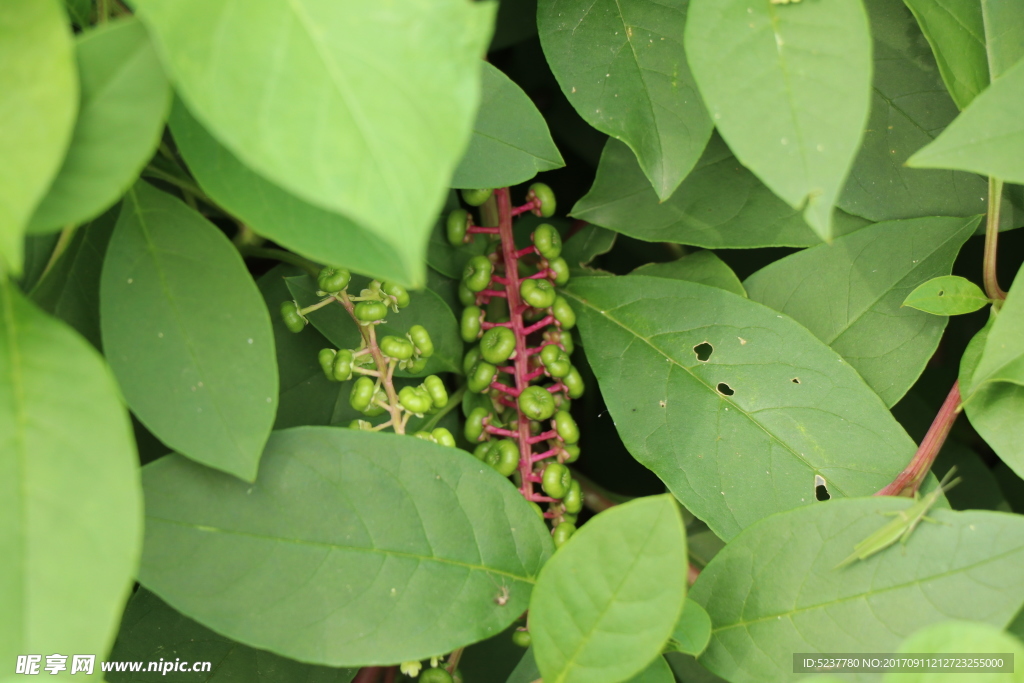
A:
3;1;1024;683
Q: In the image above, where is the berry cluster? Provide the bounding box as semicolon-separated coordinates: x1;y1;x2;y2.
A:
281;267;454;443
448;184;583;547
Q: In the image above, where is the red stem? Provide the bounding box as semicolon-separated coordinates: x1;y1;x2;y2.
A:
353;667;382;683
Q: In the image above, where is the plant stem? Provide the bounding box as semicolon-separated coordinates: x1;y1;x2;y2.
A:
33;224;78;288
876;380;961;497
687;563;701;587
142;166;212;206
984;177;1006;302
445;647;464;674
236;246;320;277
352;666;382;683
569;469;623;512
337;293;405;433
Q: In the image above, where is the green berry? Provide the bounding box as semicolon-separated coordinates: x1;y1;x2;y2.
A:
280;301;305;333
316;267;351;293
413;430;435;442
486;439;519;477
542;462;571;499
479;326;516;364
464;406;490;442
362;390;388;417
463;345;481;376
563;479;583;514
520;278;556;309
424;375;448;408
533;224;562;259
381;281;410;309
560;330;575;355
548;257;570;286
529;501;545;520
540;344;571;378
447;209;470;246
420;668;454;683
354;301;388;323
518;385;556;421
563;366;584;399
318;348;337;380
554;411;579;444
407;357;429;374
461;187;493;206
349;376;375;413
473;441;494;461
460;306;482;342
552;522;576;547
467;360;497;393
563;443;581;463
332;349;354;381
512;628;532;648
458;281;476;306
380;335;414;360
409;325;434;358
399;386;433;414
462;255;493;292
348;419;372;431
529;183;556;217
432;427;456;447
552;296;576;330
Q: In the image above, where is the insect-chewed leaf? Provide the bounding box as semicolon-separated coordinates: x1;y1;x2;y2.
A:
903;276;989;316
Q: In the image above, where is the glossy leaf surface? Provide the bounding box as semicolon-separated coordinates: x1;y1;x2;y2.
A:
903;275;990;315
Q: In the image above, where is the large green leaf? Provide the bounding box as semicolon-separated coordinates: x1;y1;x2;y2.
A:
971;263;1024;388
684;0;872;240
562;224;616;272
108;588;357;682
626;657;675;683
30;205;118;350
133;0;495;288
573;138;870;249
690;498;1024;683
0;282;141;663
903;275;991;315
838;0;991;223
451;62;563;189
904;0;989;109
633;251;746;298
538;0;712;200
967;382;1024;480
139;427;553;667
909;57;1024;182
983;0;1024;79
100;182;277;482
0;0;77;273
562;275;916;540
744;216;979;407
529;495;687;683
884;621;1024;682
169;100;412;286
29;18;171;233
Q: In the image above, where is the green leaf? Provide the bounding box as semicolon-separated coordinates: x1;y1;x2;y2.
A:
28;17;171;233
665;652;728;683
744;216;979;407
690;498;1024;683
884;621;1024;683
561;224;616;271
133;0;495;288
972;264;1024;389
903;275;990;315
538;0;711;201
100;182;277;482
529;495;687;683
0;282;141;662
452;62;563;189
966;382;1024;480
108;588;358;683
507;648;541;683
625;657;675;683
633;251;746;298
562;275;916;540
983;0;1024;79
139;427;553;667
168;100;413;286
909;57;1024;182
427;191;488;280
285;274;463;376
0;0;77;273
30;205;118;350
63;0;92;26
17;232;60;292
684;0;872;241
667;599;712;657
573;138;870;249
838;0;992;223
904;0;989;110
960;312;993;395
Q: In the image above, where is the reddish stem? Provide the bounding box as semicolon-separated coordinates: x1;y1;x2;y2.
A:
485;424;518;438
524;316;555;335
876;381;961;497
490;380;521;397
479;289;508;300
511;198;541;217
382;668;397;683
468;225;500;235
529;430;558;444
532;448;559;462
353;667;383;683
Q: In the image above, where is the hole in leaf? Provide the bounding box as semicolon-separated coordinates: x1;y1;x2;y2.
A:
938;290;945;297
814;474;830;501
716;382;734;396
791;377;801;384
693;342;713;362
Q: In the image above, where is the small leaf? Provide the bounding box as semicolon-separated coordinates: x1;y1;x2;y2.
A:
744;216;980;406
0;282;141;662
909;58;1024;182
903;275;990;315
452;62;564;189
0;0;77;272
28;17;171;233
139;427;553;667
626;657;675;683
133;0;495;288
100;182;277;482
966;382;1024;481
108;589;357;682
561;224;616;271
983;0;1024;79
573;138;870;249
563;275;916;540
691;498;1024;683
684;0;872;240
538;0;712;200
904;0;989;110
633;251;746;298
667;599;712;657
972;263;1024;389
529;495;687;683
884;621;1024;682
